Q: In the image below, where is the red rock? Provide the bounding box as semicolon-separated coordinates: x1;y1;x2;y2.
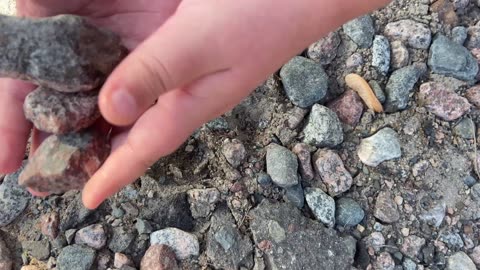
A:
19;131;110;193
327;90;364;126
307;31;341;65
312;149;353;196
431;0;459;27
418;82;471;121
141;244;179;270
292;143;315;181
401;235;426;258
40;212;59;239
24;87;100;134
465;85;480;107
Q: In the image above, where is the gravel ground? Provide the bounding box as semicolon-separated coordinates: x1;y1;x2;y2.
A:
3;0;480;270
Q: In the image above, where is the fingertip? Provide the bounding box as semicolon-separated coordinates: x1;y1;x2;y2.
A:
99;85;140;127
81;190;101;210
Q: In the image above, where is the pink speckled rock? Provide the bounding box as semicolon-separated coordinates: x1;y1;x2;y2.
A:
312;149;352;196
418;82;471;121
307;31;341;65
141;245;179;270
292;143;315;181
465;85;480;107
327;90;364;126
24;87;100;134
40;212;59;239
19;131;110;193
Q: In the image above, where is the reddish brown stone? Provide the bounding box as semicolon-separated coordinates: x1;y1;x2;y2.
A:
140;244;179;270
19;131;110;194
466;85;480;107
40;212;59;239
327;90;364;126
312;149;353;196
24;87;100;134
292;143;315;181
431;0;459;27
419;82;471;121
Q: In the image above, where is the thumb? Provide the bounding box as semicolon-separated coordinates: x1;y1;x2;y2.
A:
99;8;231;126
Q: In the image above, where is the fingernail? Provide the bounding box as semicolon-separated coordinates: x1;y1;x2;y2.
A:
111;89;138;119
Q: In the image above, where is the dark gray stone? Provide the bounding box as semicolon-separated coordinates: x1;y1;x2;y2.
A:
21;240;50;260
60;193;93;231
57;244;96;270
385;63;427;112
0;14;127;92
19;131;110;193
250;201;356;270
24;87;100;134
0;163;31;227
280;56;328;108
108;227;135;253
428;34;479;81
206;206;253;270
464;176;477;187
266;144;299;188
256;173;272;186
335;198;365;226
372;35;391;75
343;15;375;48
303;104;344;147
285;182;305;209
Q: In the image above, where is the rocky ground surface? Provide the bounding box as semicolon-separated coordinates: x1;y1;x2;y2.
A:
3;0;480;269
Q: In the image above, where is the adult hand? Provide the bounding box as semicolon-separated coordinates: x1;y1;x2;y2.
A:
0;0;390;209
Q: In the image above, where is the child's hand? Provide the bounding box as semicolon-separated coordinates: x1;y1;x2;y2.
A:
0;0;390;209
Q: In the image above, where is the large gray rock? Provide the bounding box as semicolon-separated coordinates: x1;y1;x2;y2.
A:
206;206;253;269
303;104;344;147
0;14;127;92
358;128;401;167
428;34;479;81
343;15;375;48
280;56;328;108
0;163;31;227
24;87;100;134
250;201;356;270
266;144;299;188
384;63;427;112
57;244;96;270
19;131;110;194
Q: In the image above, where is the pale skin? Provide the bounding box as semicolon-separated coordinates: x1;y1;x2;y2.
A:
0;0;391;209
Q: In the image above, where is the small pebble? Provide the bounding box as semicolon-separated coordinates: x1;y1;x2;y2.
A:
305;187;335;227
358;128;402;167
374;190;400;223
390;41;409;69
150;228;200;260
74;224;106;250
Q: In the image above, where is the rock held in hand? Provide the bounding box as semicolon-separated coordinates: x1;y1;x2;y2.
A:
19;131;110;194
24;87;100;134
0;14;127;92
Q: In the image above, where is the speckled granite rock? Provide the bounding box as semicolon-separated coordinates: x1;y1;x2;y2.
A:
0;14;127;92
24;87;100;134
19;131;110;193
0;163;31;227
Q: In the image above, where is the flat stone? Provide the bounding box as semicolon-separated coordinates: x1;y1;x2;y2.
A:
384;19;431;49
266;144;299;188
24;87;100;134
57;245;96;270
343;15;375;48
108;227;135;253
74;224;106;250
391;41;409;69
150;228;199;260
187;188;220;219
0;163;31;227
465;85;480;107
280;56;328;108
250;201;356;269
206;206;253;269
19;131;110;194
140;245;179;270
428;34;479;81
447;252;476;270
304;187;335;227
401;235;426;259
327;90;364;126
384;63;427;112
303;104;344;147
312;149;352;196
372;35;391;75
22;240;50;260
221;139;246;168
292;143;314;181
358;128;401;167
374;190;400;223
0;14;127;92
418;82;471;121
40;212;59;239
0;236;12;270
307;31;341;65
335;197;365;226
